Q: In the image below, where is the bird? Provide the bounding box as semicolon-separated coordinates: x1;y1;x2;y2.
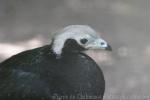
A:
0;25;112;100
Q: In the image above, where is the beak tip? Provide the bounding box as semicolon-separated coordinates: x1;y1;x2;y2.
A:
105;44;112;51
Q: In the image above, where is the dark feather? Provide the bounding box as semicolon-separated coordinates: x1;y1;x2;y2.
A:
0;44;105;100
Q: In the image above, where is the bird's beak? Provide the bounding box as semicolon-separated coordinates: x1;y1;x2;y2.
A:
105;44;112;51
85;38;112;51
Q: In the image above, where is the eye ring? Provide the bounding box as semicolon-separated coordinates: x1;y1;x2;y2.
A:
80;38;88;44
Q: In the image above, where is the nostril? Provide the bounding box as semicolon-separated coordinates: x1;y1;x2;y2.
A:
101;42;105;45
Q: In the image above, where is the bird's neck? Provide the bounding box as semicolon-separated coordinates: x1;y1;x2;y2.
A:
50;39;86;59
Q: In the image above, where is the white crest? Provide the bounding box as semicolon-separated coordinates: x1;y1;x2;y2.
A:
52;25;99;55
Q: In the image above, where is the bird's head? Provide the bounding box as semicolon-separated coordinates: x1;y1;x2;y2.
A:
51;25;112;58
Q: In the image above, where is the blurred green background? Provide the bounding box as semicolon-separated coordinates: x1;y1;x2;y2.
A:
0;0;150;100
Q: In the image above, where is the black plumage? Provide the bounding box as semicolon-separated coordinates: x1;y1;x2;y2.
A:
0;25;111;100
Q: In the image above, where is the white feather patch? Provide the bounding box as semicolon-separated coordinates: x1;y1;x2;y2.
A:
52;25;99;55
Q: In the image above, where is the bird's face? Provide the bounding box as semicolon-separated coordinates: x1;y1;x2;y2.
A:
74;34;112;51
52;25;112;57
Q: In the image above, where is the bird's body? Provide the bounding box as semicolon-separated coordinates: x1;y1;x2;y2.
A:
0;25;111;100
0;45;105;100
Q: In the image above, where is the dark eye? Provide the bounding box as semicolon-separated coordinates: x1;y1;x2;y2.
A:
80;38;88;44
101;42;105;45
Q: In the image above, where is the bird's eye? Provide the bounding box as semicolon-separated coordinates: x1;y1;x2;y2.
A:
101;42;105;45
80;38;88;44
